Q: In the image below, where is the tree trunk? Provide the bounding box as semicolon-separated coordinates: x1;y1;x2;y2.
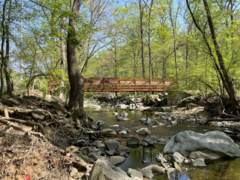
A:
202;0;238;108
168;0;179;80
59;17;66;100
67;0;91;127
186;35;189;86
0;0;7;99
114;40;117;97
162;41;167;78
4;0;13;96
147;0;154;79
139;0;145;78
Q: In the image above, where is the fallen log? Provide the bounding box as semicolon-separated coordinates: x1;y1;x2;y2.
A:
199;118;240;125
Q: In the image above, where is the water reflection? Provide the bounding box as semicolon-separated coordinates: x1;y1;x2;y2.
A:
85;105;240;180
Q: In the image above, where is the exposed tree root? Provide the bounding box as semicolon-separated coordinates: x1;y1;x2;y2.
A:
0;117;46;136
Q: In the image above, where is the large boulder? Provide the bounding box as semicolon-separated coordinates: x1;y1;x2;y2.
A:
89;159;131;180
164;131;240;158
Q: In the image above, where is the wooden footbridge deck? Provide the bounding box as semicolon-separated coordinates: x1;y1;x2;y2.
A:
84;78;178;92
48;77;178;93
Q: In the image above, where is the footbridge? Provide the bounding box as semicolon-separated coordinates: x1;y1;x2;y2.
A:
48;77;178;94
84;78;178;92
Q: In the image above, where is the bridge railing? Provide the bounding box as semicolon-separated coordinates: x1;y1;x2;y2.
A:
84;78;178;92
48;77;178;94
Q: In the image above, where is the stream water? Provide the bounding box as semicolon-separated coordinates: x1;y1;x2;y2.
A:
85;105;240;180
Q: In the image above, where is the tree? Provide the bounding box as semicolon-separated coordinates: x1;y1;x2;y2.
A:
187;0;239;113
67;0;92;127
139;0;146;78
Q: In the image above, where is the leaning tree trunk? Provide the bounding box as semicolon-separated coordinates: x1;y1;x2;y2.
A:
203;0;238;108
67;0;91;127
4;0;13;96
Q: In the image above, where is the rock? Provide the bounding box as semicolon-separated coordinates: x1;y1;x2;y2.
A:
184;159;189;163
141;141;149;146
162;116;171;121
139;117;147;123
160;107;172;112
127;137;140;146
128;168;143;180
119;130;128;134
136;103;143;108
141;165;165;179
118;145;130;157
142;135;159;145
215;122;224;127
159;122;166;126
192;158;206;167
110;156;126;166
155;98;162;107
177;96;200;107
115;103;129;109
166;125;171;128
163;131;240;158
136;128;151;136
120;111;128;117
70;167;78;177
144;118;152;125
109;124;119;128
116;126;130;134
91;121;105;130
150;165;165;174
88;153;98;161
122;134;134;138
189;151;220;160
95;141;105;149
173;152;185;163
102;129;116;137
89;159;131;180
140;167;153;179
107;150;116;156
143;95;155;106
117;116;130;121
171;121;177;125
113;112;118;116
156;153;167;163
81;147;100;156
105;139;120;151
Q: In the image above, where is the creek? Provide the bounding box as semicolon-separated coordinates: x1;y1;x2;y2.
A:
85;105;240;180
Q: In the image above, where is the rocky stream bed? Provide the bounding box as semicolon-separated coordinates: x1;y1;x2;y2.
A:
77;99;240;180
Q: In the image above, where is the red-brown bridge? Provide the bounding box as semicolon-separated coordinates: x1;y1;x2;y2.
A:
48;77;178;93
85;78;178;92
